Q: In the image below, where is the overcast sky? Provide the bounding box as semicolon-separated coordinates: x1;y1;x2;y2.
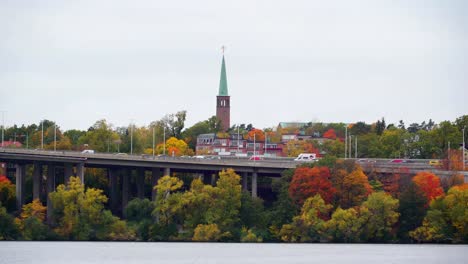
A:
1;0;467;131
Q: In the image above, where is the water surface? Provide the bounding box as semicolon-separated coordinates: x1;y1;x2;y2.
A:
0;242;466;264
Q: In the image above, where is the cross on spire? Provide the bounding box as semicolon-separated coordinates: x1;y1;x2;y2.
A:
221;45;226;55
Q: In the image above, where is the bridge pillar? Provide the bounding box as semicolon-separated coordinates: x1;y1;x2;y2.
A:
242;172;248;191
211;172;217;186
137;168;145;199
122;169;129;217
76;163;85;184
109;168;119;214
151;168;161;201
64;163;73;184
164;167;171;176
251;171;258;198
47;164;55;224
15;164;26;210
33;162;42;201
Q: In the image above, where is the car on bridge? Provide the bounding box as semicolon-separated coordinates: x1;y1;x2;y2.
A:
389;159;406;163
249;155;262;161
81;149;95;154
429;160;442;166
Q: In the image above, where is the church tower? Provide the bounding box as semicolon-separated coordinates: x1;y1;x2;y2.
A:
216;54;230;131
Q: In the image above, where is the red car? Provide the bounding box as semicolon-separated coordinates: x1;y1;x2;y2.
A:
390;159;406;163
249;156;262;161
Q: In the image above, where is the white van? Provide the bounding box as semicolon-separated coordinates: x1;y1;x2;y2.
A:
81;149;95;154
294;153;317;162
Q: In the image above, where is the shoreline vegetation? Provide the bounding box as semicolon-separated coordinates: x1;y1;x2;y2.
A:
1;161;467;243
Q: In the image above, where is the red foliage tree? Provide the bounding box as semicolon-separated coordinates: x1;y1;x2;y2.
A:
323;129;337;140
289;166;336;205
0;175;10;183
412;172;444;205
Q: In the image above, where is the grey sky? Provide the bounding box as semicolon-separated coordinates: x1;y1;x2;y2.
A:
1;0;467;131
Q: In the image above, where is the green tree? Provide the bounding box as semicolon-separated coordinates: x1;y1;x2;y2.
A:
0;204;19;240
324;207;365;242
49;177;134;240
78;119;120;152
279;195;332;242
398;182;428;242
124;198;154;241
359;192;399;242
410;185;468;243
16;199;49;240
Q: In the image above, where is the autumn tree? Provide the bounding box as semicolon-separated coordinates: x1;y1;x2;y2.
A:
283;140;319;157
154;137;193;156
331;162;372;208
359;192;399;242
246;128;265;142
15;199;49;240
410;185;468;243
324;207;365;242
0;176;16;212
49;177;134;240
341;167;372;208
192;224;225;241
323;129;337;140
288;166;335;205
412;172;444;205
279;195;332;242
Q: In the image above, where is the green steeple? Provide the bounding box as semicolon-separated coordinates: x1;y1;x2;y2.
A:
218;55;228;96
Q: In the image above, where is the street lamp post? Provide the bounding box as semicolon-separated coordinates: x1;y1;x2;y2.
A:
1;111;4;148
41;120;44;149
152;126;155;158
253;133;256;157
349;135;352;159
237;125;240;157
355;135;358;158
463;126;466;171
54;124;57;152
163;126;166;156
344;126;347;159
130;123;133;155
264;134;267;157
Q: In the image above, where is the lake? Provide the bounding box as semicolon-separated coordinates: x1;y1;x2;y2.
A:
0;242;467;264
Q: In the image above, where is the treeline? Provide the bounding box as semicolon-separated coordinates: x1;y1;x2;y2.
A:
2;114;467;160
1;159;467;242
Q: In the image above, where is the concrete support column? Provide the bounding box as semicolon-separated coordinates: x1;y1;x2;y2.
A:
109;168;119;214
122;170;129;217
164;167;171;176
33;162;42;201
76;163;85;184
136;168;145;199
251;171;258;198
211;172;217;186
242;172;248;192
15;164;26;210
151;168;161;201
64;163;73;184
47;164;55;224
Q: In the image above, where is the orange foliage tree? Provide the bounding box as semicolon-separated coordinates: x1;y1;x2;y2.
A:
246;128;265;142
0;175;16;211
288;166;336;205
340;167;373;208
283;140;320;157
323;129;337;140
412;172;444;205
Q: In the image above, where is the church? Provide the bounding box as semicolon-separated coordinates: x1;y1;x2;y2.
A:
195;54;284;157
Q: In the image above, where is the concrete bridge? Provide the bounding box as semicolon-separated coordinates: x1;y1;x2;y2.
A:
1;149;466;220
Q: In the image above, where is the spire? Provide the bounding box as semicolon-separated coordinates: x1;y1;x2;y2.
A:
218;55;228;96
